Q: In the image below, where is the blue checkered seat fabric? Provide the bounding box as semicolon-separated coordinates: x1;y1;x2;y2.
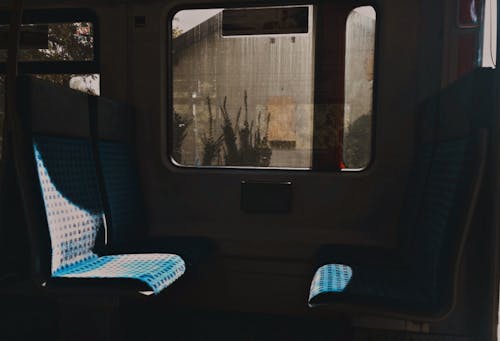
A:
309;263;432;309
33;135;185;294
309;136;478;314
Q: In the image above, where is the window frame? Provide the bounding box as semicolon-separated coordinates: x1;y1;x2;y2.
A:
165;1;378;173
0;8;100;75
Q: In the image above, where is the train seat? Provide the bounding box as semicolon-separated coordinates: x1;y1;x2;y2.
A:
32;134;185;294
15;76;211;294
308;131;487;319
92;98;215;267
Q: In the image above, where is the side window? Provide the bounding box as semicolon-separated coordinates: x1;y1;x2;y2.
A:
343;6;376;169
481;0;496;68
0;10;100;159
169;4;375;170
0;21;95;62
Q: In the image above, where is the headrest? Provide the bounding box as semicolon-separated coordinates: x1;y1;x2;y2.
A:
18;75;90;138
18;75;134;142
418;69;494;144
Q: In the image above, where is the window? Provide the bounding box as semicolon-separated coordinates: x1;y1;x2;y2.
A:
169;4;375;170
0;9;99;159
482;0;497;67
343;6;376;169
0;22;95;62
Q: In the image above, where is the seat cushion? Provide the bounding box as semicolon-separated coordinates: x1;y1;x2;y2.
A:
53;253;185;294
308;263;435;312
309;264;353;302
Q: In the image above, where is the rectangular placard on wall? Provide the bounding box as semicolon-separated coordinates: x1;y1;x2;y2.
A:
241;181;292;213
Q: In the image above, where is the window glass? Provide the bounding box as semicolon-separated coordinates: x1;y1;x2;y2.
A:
343;6;376;169
172;6;314;168
0;22;94;62
482;0;497;68
170;5;376;170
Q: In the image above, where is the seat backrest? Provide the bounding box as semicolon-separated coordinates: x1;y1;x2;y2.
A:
412;133;486;304
17;76;105;277
396;143;434;258
94;98;146;251
33;136;102;274
408;69;491;310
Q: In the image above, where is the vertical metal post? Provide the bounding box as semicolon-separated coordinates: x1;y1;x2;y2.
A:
0;0;23;263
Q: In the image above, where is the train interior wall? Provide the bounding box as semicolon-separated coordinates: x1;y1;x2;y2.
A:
0;0;499;340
